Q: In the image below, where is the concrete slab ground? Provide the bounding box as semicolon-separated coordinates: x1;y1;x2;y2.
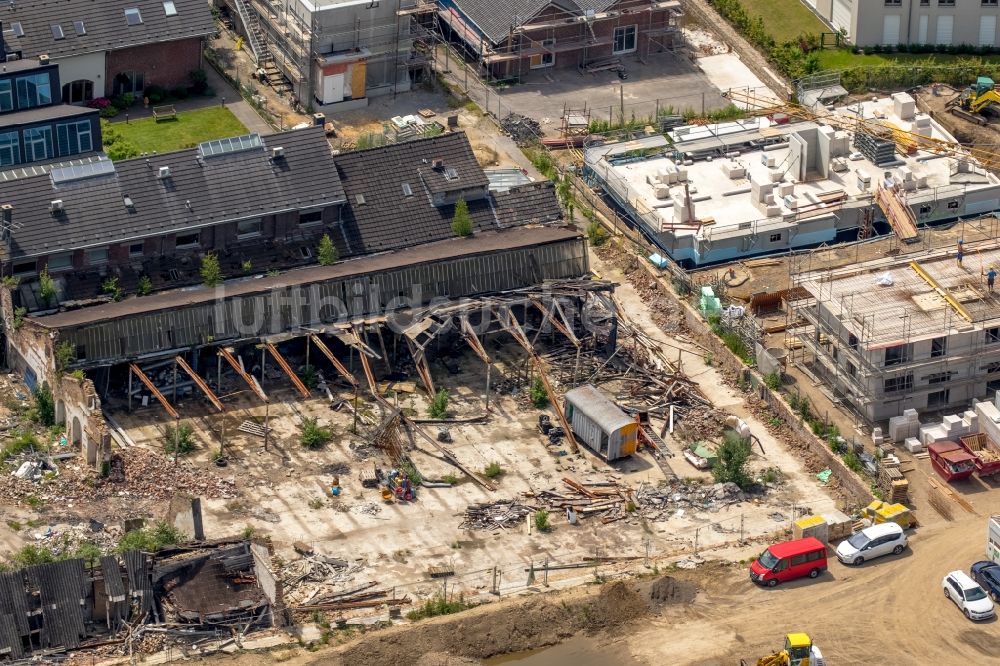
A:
695;53;776;101
495;56;728;137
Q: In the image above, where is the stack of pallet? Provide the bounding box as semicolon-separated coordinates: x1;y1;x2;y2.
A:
878;464;909;504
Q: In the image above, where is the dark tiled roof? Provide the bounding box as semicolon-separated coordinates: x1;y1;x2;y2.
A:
492;181;562;227
332;132;497;256
0;104;97;127
0;126;346;260
2;0;215;60
451;0;614;44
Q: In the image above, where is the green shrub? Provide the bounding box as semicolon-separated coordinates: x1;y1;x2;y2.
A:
405;594;470;621
102;276;124;301
32;384;55;427
38;265;56;306
529;376;549;409
1;431;44;459
533;510;551;532
189;69;209;95
763;371;782;390
428;389;449;419
483;461;504;479
170;86;190;100
137;275;153;296
117;521;186;553
318;234;338;266
164;423;196;456
712;431;753;490
451;198;473;237
55;341;76;374
144;85;167;104
300;365;318;389
200;253;222;287
107;140;139;161
99;106;120;119
586;220;608;246
300;417;333;449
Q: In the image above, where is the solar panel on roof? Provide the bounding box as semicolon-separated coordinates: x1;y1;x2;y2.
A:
10;22;23;38
197;133;264;158
50;159;117;185
73;20;86;35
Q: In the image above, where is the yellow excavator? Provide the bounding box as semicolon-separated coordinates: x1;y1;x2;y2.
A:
741;633;826;666
947;77;1000;124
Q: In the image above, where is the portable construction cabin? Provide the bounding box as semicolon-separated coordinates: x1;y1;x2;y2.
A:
564;385;638;461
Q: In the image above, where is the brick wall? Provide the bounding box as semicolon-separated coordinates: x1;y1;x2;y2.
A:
104;37;204;96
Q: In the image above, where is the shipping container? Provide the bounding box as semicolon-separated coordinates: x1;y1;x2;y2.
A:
563;385;637;461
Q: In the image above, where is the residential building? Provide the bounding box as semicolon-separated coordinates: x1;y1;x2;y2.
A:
790;241;1000;424
0;59;102;167
807;0;1000;48
1;0;215;104
438;0;682;79
216;0;428;110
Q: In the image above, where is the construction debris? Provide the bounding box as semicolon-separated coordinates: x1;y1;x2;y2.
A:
461;501;537;530
500;113;542;145
634;480;748;520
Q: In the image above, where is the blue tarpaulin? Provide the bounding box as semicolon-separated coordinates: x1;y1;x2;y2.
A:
648;253;668;269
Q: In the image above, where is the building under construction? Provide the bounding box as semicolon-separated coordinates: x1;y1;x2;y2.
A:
788;237;1000;424
584;94;1000;267
438;0;682;80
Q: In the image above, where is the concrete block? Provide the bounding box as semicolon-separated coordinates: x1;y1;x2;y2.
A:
920;424;948;446
943;414;963;428
904;437;924;453
903;408;919;419
872;426;884;447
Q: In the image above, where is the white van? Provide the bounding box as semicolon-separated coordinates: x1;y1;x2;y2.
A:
835;522;907;565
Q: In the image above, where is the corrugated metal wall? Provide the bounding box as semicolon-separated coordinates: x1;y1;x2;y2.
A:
63;237;587;365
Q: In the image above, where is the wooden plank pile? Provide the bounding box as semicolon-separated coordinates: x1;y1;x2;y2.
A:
527;477;634;525
460;501;537;530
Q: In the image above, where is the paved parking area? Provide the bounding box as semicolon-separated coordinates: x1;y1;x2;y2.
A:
496;54;728;135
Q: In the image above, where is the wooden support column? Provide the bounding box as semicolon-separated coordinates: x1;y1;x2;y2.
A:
460;316;493;412
175;356;225;412
310;334;358;387
265;343;311;398
217;348;268;402
129;363;179;419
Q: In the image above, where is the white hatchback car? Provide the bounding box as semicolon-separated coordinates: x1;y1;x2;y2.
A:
836;522;907;566
943;570;996;621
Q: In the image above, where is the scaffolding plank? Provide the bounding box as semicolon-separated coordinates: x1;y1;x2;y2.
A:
129;363;179;419
265;343;311;398
175;356;225;412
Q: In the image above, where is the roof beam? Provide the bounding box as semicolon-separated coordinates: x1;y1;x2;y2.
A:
174;356;225;412
460;316;491;364
309;334;359;387
129;363;179;419
350;327;380;396
909;260;973;323
217;347;268;402
264;343;310;399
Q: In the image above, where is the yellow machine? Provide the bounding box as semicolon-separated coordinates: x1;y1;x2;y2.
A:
742;633;826;666
948;77;1000;123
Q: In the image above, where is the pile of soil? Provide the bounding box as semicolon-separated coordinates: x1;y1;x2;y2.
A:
580;581;649;633
648;576;697;607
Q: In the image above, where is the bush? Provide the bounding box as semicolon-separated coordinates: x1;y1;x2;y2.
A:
170;86;190;100
32;384;55;427
712;431;753;490
110;93;135;110
405;594;470;621
200;253;222;287
99;106;120;119
144;84;167;104
117;521;186;553
451;198;473;237
318;234;338;266
529;376;549;409
586;220;608;246
428;389;449;419
107;140;139;160
300;417;333;449
137;275;153;296
483;461;504;479
763;371;782;390
189;69;209;95
533;510;551;532
1;431;43;459
102;276;124;301
55;341;76;374
300;365;318;389
87;97;112;110
38;265;56;305
164;423;196;456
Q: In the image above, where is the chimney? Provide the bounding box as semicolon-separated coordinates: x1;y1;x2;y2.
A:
0;203;12;242
431;158;444;170
271;146;284;159
49;199;64;213
157;166;171;179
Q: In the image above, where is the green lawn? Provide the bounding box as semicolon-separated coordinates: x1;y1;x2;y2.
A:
107;106;248;154
738;0;827;40
817;49;1000;70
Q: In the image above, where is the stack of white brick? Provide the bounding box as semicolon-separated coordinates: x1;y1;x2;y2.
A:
976;399;1000;445
903;437;924;453
919;408;981;445
888;409;920;442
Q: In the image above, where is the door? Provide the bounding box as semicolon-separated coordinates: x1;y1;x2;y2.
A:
529;39;555;69
882;15;900;45
982;16;997;47
831;0;852;35
322;73;345;104
937;15;954;45
948;578;962;604
918;15;928;44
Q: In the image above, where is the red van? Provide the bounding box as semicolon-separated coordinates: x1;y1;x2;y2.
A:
750;536;828;587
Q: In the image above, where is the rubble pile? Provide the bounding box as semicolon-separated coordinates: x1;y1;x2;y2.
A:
107;447;238;500
281;555;366;606
527;477;634;524
500;113;542;145
634;480;748;520
461;500;537;530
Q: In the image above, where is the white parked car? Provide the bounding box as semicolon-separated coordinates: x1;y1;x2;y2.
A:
943;570;996;621
836;522;907;566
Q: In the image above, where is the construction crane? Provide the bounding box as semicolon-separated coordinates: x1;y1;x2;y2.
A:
740;633;826;666
947;76;1000;124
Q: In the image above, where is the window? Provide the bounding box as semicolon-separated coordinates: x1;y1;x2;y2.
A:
112;71;145;96
402;183;413;197
885;0;900;4
848;333;858;350
129;242;144;257
10;22;23;37
926;371;954;385
939;0;955;5
16;73;53;109
124;8;143;25
236;219;262;238
987;0;999;5
0;80;11;112
989;327;1000;344
919;204;932;215
927;389;950;409
163;1;177;16
790;554;808;565
73;20;86;35
298;210;323;226
51;24;64;40
769;232;782;242
986;361;1000;374
613;25;637;55
948;200;960;209
175;232;200;249
23;127;52;162
57;120;93;156
87;247;108;265
931;336;947;358
0;131;18;167
62;80;94;105
884;344;911;367
47;252;72;271
884;374;914;393
12;260;35;276
530;38;555;68
847;362;857;377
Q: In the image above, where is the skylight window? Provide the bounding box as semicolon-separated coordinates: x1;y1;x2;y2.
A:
402;183;413;197
10;22;24;38
51;24;65;40
124;8;143;25
163;1;177;16
73;20;86;36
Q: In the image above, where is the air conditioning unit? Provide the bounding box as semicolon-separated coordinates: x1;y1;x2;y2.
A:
157;166;171;179
50;199;64;213
271;146;284;159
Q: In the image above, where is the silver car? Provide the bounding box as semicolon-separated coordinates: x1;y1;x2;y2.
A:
836;522;907;566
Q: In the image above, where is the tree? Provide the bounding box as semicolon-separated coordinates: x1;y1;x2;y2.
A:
32;383;55;427
137;275;153;296
451;198;473;237
200;253;222;287
318;234;338;266
54;341;76;374
529;376;549;409
38;265;56;306
712;432;754;490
